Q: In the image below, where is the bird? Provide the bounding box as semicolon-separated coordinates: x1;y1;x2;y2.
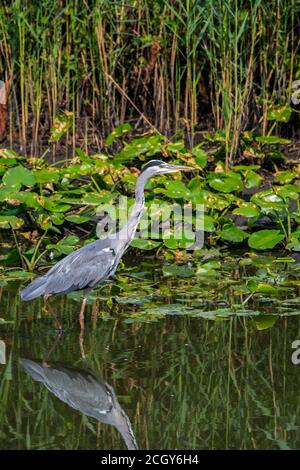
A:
21;160;192;330
21;358;138;450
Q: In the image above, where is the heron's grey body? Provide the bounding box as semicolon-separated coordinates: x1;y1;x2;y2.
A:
21;160;192;301
21;359;137;450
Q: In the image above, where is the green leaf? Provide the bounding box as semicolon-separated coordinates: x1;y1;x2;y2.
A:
130;239;161;250
164;180;190;199
117;135;159;160
49;111;73;143
83;192;112;205
275;170;296;184
34;168;60;184
232;203;260;218
248;230;284;250
65;214;90;224
254;316;278;330
245;171;262;189
37;214;61;233
4;270;34;278
105;123;133;145
276;185;300;201
208;175;242;193
251;189;287;210
192;147;207;167
166;141;185;153
0;187;18;202
163;264;195;278
0;215;24;229
255;135;291;145
16;192;41;209
219;224;249;242
44;199;71;213
196;260;221;276
49;213;64;225
47;236;80;255
204;215;216;232
267;104;292;123
247;280;277;294
3;165;36;188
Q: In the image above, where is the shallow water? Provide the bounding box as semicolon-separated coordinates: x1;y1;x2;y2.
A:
1;254;300;450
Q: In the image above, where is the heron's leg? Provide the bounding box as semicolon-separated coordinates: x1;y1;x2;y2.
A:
42;331;62;368
44;294;63;332
79;296;87;331
79;293;88;359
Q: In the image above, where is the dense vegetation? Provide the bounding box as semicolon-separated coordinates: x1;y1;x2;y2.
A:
0;1;300;271
0;119;300;273
2;2;300;452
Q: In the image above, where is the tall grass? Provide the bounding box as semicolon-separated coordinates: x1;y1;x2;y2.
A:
0;0;299;163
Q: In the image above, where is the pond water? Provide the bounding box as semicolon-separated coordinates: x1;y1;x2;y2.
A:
1;253;300;450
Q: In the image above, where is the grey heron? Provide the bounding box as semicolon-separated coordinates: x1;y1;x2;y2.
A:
21;358;138;450
21;160;192;329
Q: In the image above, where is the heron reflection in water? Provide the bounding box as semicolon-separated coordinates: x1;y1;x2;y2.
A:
21;357;138;450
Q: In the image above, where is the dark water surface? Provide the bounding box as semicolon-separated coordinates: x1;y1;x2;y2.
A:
1;255;300;450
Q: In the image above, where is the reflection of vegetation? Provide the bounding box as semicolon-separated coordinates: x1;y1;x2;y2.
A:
1;257;300;449
1;293;300;450
1;258;300;449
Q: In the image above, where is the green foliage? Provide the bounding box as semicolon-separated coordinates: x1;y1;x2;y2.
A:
0;127;300;271
248;230;285;250
49;112;74;144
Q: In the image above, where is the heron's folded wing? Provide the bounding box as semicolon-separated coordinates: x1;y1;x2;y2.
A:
44;243;116;294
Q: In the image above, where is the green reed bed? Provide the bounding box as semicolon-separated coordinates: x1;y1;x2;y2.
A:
0;0;299;164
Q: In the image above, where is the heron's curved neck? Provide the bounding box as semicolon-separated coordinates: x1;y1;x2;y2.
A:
118;173;148;246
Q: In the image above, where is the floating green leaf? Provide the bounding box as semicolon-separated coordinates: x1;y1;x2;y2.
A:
130;239;161;250
163;264;195;278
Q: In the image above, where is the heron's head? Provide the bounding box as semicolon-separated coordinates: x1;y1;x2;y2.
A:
141;159;193;178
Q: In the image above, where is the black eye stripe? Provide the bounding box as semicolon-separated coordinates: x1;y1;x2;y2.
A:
141;160;165;172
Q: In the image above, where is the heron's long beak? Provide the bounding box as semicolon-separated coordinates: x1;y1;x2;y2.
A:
164;164;194;172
